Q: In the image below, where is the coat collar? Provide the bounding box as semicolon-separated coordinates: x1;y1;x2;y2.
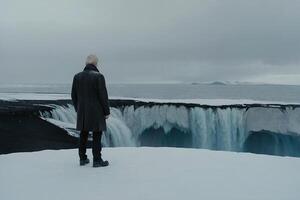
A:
83;64;99;72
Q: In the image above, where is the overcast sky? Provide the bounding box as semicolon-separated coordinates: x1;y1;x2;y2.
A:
1;0;300;84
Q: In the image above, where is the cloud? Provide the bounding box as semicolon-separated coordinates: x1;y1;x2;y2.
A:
0;0;300;84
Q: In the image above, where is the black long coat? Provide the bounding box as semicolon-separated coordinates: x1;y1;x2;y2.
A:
71;64;110;131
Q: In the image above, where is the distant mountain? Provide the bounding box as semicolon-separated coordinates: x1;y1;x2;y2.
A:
190;81;290;86
208;81;228;85
191;81;233;85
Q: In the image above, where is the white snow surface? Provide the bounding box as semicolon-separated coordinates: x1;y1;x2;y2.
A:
0;93;70;101
1;147;300;200
0;92;299;106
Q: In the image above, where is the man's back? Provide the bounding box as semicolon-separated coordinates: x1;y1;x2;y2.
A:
71;63;110;132
74;69;101;106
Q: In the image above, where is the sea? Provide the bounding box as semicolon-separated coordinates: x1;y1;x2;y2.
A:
0;83;300;103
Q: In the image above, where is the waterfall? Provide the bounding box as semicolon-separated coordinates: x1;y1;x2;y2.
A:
189;107;246;151
40;105;136;147
40;103;300;156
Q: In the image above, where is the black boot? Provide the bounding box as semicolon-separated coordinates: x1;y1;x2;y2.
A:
79;158;90;166
93;158;109;167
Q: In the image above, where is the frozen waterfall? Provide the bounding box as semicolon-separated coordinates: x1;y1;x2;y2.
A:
40;103;300;156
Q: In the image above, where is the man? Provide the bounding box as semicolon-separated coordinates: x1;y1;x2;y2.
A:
71;54;110;167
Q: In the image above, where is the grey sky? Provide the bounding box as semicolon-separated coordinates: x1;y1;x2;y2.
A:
1;0;300;84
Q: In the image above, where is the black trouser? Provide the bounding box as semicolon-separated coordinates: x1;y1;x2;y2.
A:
79;131;102;161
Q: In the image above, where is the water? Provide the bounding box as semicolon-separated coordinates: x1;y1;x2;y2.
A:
1;83;300;103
